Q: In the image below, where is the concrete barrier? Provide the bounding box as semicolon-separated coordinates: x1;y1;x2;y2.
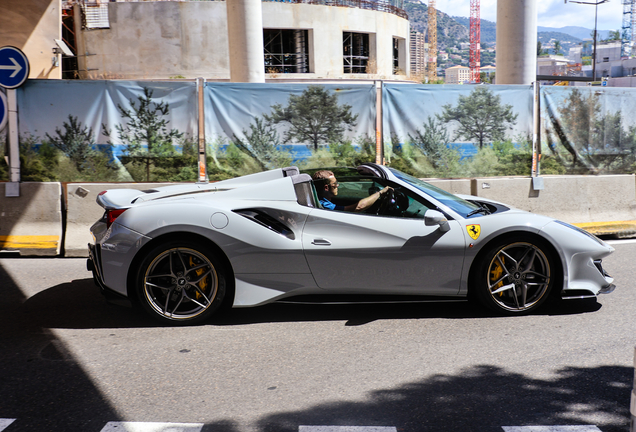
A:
0;182;62;256
65;183;173;257
425;178;472;195
467;175;636;237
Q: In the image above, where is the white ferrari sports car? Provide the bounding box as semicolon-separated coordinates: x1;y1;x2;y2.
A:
87;163;615;325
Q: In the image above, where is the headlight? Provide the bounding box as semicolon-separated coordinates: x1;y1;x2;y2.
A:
554;220;606;246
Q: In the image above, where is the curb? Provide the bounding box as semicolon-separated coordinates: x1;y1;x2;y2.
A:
573;221;636;238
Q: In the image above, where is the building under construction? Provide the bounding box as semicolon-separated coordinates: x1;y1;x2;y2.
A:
1;0;411;81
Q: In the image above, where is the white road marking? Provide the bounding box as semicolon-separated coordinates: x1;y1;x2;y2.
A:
299;427;397;432
502;426;602;432
0;419;15;432
100;422;204;432
606;238;636;245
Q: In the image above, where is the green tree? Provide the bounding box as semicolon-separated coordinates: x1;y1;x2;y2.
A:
103;87;183;181
553;40;562;55
265;85;358;151
438;86;518;149
608;29;621;41
537;41;545;56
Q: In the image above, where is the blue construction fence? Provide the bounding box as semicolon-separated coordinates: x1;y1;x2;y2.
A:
6;79;636;181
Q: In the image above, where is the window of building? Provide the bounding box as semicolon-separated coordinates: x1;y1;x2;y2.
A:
393;38;399;74
603;57;609;62
393;37;406;75
343;32;369;73
264;29;309;74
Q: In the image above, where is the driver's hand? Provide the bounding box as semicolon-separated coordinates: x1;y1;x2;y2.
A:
379;186;392;195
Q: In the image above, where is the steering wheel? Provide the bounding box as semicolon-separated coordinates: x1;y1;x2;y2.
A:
378;188;409;216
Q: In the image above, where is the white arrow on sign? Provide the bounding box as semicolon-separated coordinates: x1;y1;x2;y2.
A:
0;57;22;78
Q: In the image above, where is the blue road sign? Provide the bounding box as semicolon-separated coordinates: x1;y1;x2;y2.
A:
0;91;6;131
0;46;29;89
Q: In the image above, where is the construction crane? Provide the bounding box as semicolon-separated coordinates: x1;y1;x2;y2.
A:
427;0;437;82
469;0;481;82
622;0;635;58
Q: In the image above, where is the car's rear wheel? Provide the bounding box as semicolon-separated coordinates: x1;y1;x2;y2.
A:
135;241;226;325
474;237;554;315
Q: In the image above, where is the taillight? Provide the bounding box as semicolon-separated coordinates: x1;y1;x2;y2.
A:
106;209;127;228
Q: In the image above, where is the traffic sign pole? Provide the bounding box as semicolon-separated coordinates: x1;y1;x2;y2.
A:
0;46;29;197
7;89;20;196
0;91;7;132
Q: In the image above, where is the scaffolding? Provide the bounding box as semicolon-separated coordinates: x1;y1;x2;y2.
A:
427;0;437;82
343;32;370;73
263;29;309;74
622;0;635;58
469;0;480;82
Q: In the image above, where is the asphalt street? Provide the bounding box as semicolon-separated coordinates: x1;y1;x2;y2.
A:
0;240;635;432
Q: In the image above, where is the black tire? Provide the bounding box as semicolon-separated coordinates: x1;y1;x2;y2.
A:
473;236;556;315
135;240;227;325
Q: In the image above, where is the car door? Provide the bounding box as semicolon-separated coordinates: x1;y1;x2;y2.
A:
301;190;467;296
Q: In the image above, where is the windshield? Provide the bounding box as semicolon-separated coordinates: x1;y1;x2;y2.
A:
389;168;481;218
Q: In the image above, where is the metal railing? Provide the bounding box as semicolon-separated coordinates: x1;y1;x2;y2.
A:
79;0;407;19
264;0;407;19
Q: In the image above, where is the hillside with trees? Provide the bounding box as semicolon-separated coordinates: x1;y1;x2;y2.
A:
405;0;469;51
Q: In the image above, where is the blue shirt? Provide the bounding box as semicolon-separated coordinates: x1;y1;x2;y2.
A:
319;197;345;211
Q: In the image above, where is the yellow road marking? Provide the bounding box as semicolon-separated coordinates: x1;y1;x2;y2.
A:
0;235;60;249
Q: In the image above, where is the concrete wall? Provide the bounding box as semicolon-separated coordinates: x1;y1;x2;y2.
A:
74;1;409;80
65;182;174;257
0;0;62;79
469;175;636;224
0;182;62;256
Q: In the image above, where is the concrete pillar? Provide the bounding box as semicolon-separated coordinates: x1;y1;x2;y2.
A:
226;0;265;83
496;0;537;85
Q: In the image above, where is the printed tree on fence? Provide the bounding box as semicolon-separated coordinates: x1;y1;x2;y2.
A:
265;85;358;150
408;116;459;174
546;88;636;173
45;115;118;180
232;117;291;170
438;86;518;149
46;115;99;173
102;87;183;182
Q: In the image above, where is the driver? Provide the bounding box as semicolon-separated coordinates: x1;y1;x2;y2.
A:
312;170;391;212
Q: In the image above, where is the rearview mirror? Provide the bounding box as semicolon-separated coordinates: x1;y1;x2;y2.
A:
425;209;450;233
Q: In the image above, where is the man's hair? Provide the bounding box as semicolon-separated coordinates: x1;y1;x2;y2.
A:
312;170;334;196
312;170;335;181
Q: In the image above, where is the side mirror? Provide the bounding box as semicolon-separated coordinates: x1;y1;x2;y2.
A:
425;209;450;233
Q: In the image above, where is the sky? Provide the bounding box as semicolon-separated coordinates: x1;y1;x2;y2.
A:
433;0;625;31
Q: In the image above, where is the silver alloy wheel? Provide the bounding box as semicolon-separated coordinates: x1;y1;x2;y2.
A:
486;242;551;312
143;247;219;321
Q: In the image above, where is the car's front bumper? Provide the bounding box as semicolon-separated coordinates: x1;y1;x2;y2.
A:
561;257;615;300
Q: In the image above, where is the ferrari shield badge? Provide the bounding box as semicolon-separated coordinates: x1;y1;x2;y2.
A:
467;224;481;240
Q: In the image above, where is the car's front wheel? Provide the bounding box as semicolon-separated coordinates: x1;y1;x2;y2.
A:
135;241;226;325
474;237;555;315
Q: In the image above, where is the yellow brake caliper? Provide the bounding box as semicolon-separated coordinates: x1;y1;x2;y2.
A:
190;256;208;299
490;257;505;296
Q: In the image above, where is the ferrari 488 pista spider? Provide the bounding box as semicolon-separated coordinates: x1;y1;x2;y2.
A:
88;164;615;324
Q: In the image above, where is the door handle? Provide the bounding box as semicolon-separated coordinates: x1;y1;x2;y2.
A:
311;238;331;246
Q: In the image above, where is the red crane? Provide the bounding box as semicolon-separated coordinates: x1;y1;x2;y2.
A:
469;0;481;82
